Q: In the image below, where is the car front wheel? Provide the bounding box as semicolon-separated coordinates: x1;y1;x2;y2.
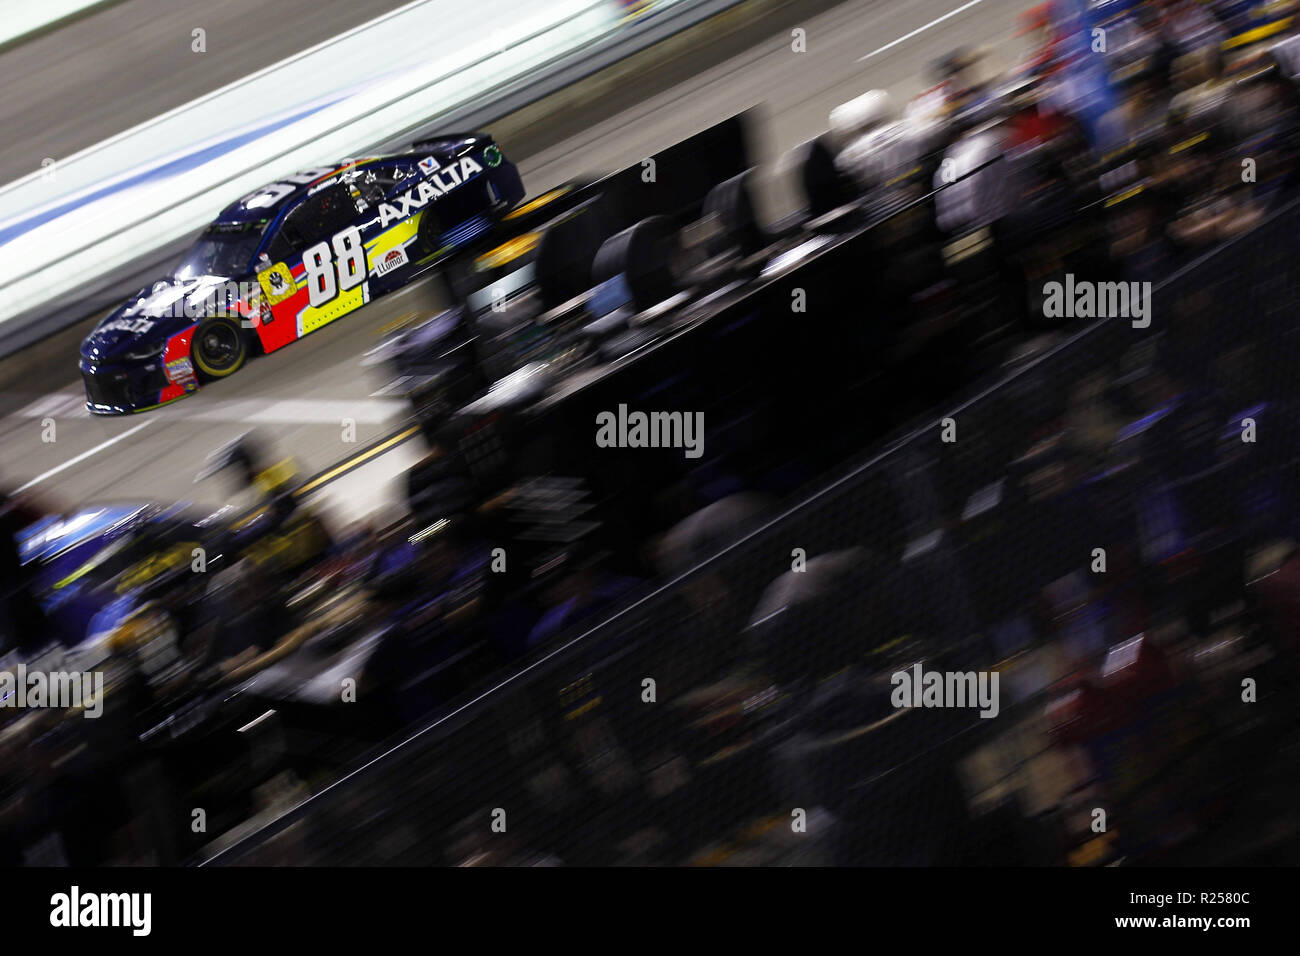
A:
191;317;248;380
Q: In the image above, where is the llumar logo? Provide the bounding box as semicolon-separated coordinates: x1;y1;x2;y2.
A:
374;247;409;276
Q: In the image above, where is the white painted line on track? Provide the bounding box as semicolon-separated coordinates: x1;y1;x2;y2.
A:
9;393;406;425
14;419;154;493
184;397;407;425
857;0;988;62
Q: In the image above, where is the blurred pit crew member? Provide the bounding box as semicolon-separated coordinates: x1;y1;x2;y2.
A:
1226;55;1300;202
931;45;997;115
195;432;315;556
0;490;53;656
1169;44;1231;126
831;90;932;195
932;94;1019;238
1096;59;1172;157
187;559;298;686
1153;0;1229;57
354;517;495;725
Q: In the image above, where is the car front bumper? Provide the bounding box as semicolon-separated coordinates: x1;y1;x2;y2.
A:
80;358;191;414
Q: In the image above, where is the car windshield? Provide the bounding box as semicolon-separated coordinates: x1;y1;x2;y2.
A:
172;226;263;279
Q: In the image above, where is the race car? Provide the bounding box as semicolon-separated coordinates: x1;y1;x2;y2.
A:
13;501;210;654
79;134;524;413
11;435;334;657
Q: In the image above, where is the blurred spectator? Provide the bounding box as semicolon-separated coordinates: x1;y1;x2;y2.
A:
525;552;642;653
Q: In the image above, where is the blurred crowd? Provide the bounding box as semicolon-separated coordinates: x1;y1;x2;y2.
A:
6;0;1300;865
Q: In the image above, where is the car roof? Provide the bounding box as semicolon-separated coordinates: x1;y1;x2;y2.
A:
212;160;373;225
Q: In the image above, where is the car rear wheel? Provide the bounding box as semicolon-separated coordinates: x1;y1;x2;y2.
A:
192;317;248;380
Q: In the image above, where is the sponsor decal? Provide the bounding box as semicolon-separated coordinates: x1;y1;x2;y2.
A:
483;145;503;167
374;246;409;276
257;261;297;305
164;357;197;389
161;327;198;395
418;155;439;175
378;156;485;228
98;317;155;336
209;221;261;234
307;175;340;195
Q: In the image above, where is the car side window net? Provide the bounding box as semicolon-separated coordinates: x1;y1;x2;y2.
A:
280;184;358;251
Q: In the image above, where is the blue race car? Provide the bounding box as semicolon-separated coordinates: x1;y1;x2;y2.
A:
79;134;524;414
14;502;206;651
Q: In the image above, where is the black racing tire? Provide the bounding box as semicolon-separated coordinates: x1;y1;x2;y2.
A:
799;135;857;220
591;215;678;312
191;317;249;380
534;198;606;311
703;171;765;258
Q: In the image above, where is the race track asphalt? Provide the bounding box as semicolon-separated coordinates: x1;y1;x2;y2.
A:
0;0;1033;529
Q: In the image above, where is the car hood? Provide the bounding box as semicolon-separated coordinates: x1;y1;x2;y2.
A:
18;503;156;569
82;274;239;359
21;501;201;591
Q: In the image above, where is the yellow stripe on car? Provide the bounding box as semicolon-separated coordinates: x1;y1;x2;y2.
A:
365;211;422;264
297;284;368;335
